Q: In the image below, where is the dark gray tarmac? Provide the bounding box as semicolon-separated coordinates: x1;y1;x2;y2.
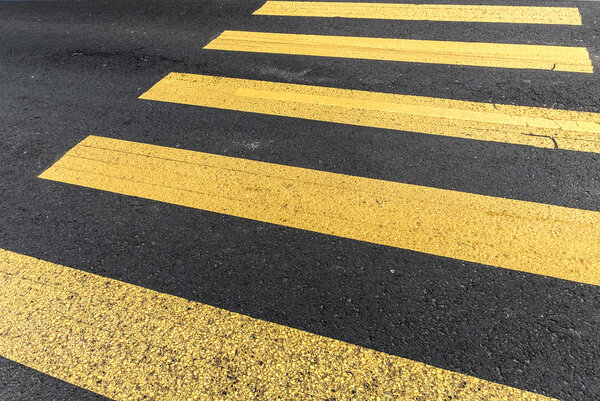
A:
1;0;600;399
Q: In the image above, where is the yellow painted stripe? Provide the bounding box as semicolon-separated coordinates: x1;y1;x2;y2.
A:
203;31;593;73
139;73;600;153
254;1;582;25
40;136;600;286
0;248;557;400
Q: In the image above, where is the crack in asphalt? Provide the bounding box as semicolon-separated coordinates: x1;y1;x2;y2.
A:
521;132;559;149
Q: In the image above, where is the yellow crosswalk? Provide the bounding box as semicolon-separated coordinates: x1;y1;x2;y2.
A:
254;1;583;25
39;135;600;286
0;248;558;400
204;31;593;72
140;73;600;153
12;1;598;399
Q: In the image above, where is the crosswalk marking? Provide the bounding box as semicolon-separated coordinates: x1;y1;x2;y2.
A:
0;248;558;400
5;0;598;398
203;31;593;72
40;135;600;286
254;1;583;25
139;73;600;153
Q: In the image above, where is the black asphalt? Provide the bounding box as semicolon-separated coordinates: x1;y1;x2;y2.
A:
1;0;600;400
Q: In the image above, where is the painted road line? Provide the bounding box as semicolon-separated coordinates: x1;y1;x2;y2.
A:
40;136;600;286
0;248;558;400
203;31;593;73
139;73;600;153
254;1;583;25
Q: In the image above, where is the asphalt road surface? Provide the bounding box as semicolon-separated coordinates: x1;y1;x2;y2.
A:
1;0;600;400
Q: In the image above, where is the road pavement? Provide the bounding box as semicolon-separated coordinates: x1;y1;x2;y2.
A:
1;0;600;399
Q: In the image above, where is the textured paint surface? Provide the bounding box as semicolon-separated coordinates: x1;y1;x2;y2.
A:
40;136;600;286
254;1;583;25
140;73;600;153
0;248;558;400
203;31;593;72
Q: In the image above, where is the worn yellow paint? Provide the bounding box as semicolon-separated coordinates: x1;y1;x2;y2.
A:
40;136;600;286
254;1;582;25
203;31;593;73
0;248;558;400
139;73;600;153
